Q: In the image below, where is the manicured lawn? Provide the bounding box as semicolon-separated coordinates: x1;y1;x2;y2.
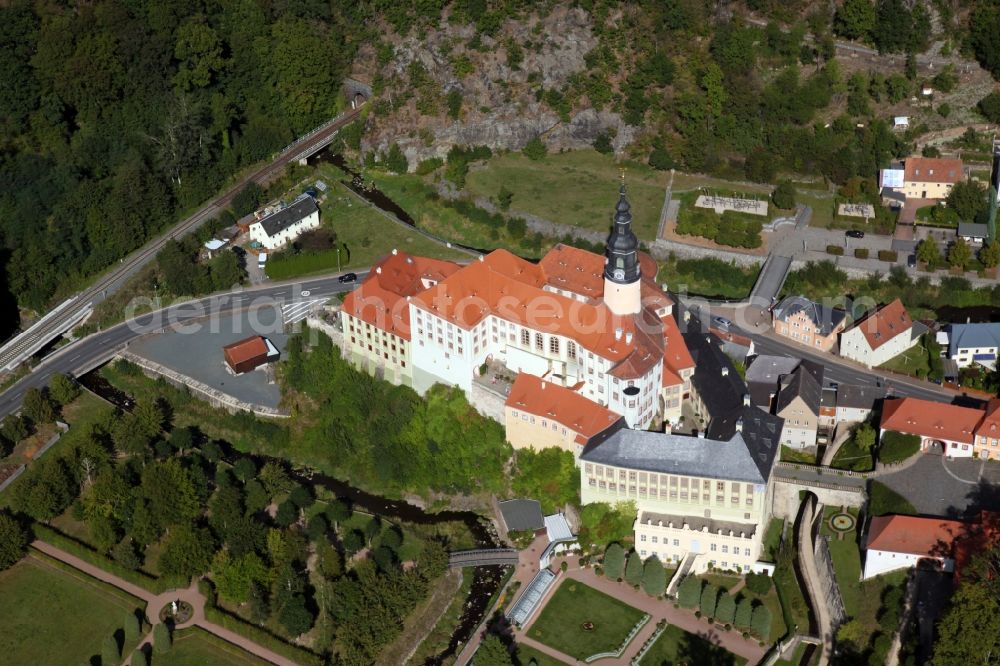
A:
878;432;921;465
516;642;570;666
465;149;669;239
830;436;874;472
780;446;817;464
868;481;917;516
658;256;758;300
0;552;145;666
156;627;268;665
265;179;468;280
638;624;747;665
819;507;862;617
878;342;931;378
527;580;646;660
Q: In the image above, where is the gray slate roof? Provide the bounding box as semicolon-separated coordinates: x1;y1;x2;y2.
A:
580;428;769;484
637;511;757;538
498;499;544;532
255;195;318;238
946;322;1000;357
835;384;885;410
705;405;783;480
773;295;848;336
681;308;747;419
958;222;989;238
775;365;822;417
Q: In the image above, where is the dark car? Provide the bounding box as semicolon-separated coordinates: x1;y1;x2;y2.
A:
907;254;917;268
338;272;358;284
846;230;865;239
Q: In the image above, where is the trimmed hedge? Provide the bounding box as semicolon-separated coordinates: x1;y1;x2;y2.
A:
826;245;844;256
854;248;869;259
202;592;324;666
879;431;921;464
33;524;189;594
878;250;898;262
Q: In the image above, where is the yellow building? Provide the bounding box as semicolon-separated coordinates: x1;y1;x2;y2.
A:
504;372;625;455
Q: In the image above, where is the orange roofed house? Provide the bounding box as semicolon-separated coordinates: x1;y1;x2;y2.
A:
880;396;986;458
339;185;696;430
504;373;626;455
223;336;280;374
839;299;926;368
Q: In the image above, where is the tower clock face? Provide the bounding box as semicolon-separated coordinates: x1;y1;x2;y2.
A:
613;268;625;280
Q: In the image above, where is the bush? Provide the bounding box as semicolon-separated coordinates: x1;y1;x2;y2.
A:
854;248;869;259
735;597;754;629
878;250;898;262
203;606;324;666
384;143;408;174
593;132;614;155
771;181;796;209
699;583;719;619
751;604;772;639
153;624;172;655
232;183;264;218
641;555;668;597
716;593;737;625
625;550;644;586
603;543;625;580
879;431;921;464
132;649;148;666
123;609;141;642
523;137;547;161
744;571;772;595
677;575;702;608
102;634;121;666
415;157;444;175
826;245;844;256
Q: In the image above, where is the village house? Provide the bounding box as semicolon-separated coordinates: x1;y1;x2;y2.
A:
248;194;321;250
771;295;848;352
774;365;822;450
942;321;1000;370
834;384;885;425
863;514;964;579
839;299;926;368
880;396;983;458
879;156;964;202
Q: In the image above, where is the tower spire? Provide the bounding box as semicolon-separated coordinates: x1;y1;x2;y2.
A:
603;180;642;315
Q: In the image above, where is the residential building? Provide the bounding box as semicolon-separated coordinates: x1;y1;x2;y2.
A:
880;397;983;457
710;326;755;365
681;316;748;429
504;373;626;455
958;222;989;245
497;499;545;534
943;321;1000;370
819;387;837;430
772;295;848;351
223;336;279;374
835;384;885;425
840;299;926;368
580;405;783;574
974;399;1000;461
745;355;800;411
774;365;821;450
340;250;461;387
863;514;964;579
879;157;964;202
248;195;320;250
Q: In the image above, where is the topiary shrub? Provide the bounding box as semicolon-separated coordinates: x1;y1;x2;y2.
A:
854;248;869;259
826;245;844;256
878;250;898;262
744;571;773;595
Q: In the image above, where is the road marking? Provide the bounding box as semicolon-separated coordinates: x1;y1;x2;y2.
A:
280;299;326;325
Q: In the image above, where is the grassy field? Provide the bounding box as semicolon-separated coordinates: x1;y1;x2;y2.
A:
464;150;668;240
265;180;468;280
658;256;758;300
830;436;874;472
638;624;747;666
527;580;645;660
878;341;932;378
781;446;817;465
0;552;145;666
516;643;570;666
761;518;786;562
819;507;863;617
158;627;269;665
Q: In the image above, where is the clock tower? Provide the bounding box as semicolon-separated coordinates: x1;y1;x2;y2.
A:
603;181;642;316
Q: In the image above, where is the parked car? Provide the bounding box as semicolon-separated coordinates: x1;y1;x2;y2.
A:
846;230;865;239
907;254;917;268
338;272;358;284
712;316;732;329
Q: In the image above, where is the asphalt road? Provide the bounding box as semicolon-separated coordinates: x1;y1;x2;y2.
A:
0;273;366;420
0;107;362;371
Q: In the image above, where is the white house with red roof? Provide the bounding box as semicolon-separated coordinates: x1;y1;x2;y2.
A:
880;396;984;457
839;299;925;368
863;514;964;579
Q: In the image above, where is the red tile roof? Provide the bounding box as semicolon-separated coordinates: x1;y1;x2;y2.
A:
904;157;964;184
867;514;965;557
223;336;269;366
851;299;913;351
505;372;624;439
880;397;983;445
341;251;461;340
661;315;695;381
539;243;671;311
976;398;1000;438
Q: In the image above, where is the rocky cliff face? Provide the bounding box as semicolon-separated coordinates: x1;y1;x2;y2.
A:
354;5;638;169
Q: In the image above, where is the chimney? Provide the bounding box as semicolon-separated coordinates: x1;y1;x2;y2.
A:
392;248;398;255
697;430;705;439
735;417;743;433
541;381;546;390
479;255;485;262
721;367;729;377
625;331;633;344
615;327;623;341
376;267;382;274
743;393;751;406
968;316;972;324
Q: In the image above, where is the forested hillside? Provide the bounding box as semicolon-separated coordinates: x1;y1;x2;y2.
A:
0;0;361;323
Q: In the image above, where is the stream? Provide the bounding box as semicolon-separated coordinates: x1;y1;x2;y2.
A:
78;371;507;665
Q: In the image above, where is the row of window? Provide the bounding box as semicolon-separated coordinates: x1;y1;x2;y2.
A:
640;535;751;553
636;550;752;573
586;465;754;495
510;409;571;437
587;479;754;505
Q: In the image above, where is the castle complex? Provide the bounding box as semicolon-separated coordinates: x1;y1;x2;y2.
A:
340;184;783;574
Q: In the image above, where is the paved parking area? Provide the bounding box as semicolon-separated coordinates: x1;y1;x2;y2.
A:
878;454;1000;518
127;307;288;409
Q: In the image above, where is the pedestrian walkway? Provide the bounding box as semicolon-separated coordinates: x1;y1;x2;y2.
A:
515;555;768;665
31;540;297;666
